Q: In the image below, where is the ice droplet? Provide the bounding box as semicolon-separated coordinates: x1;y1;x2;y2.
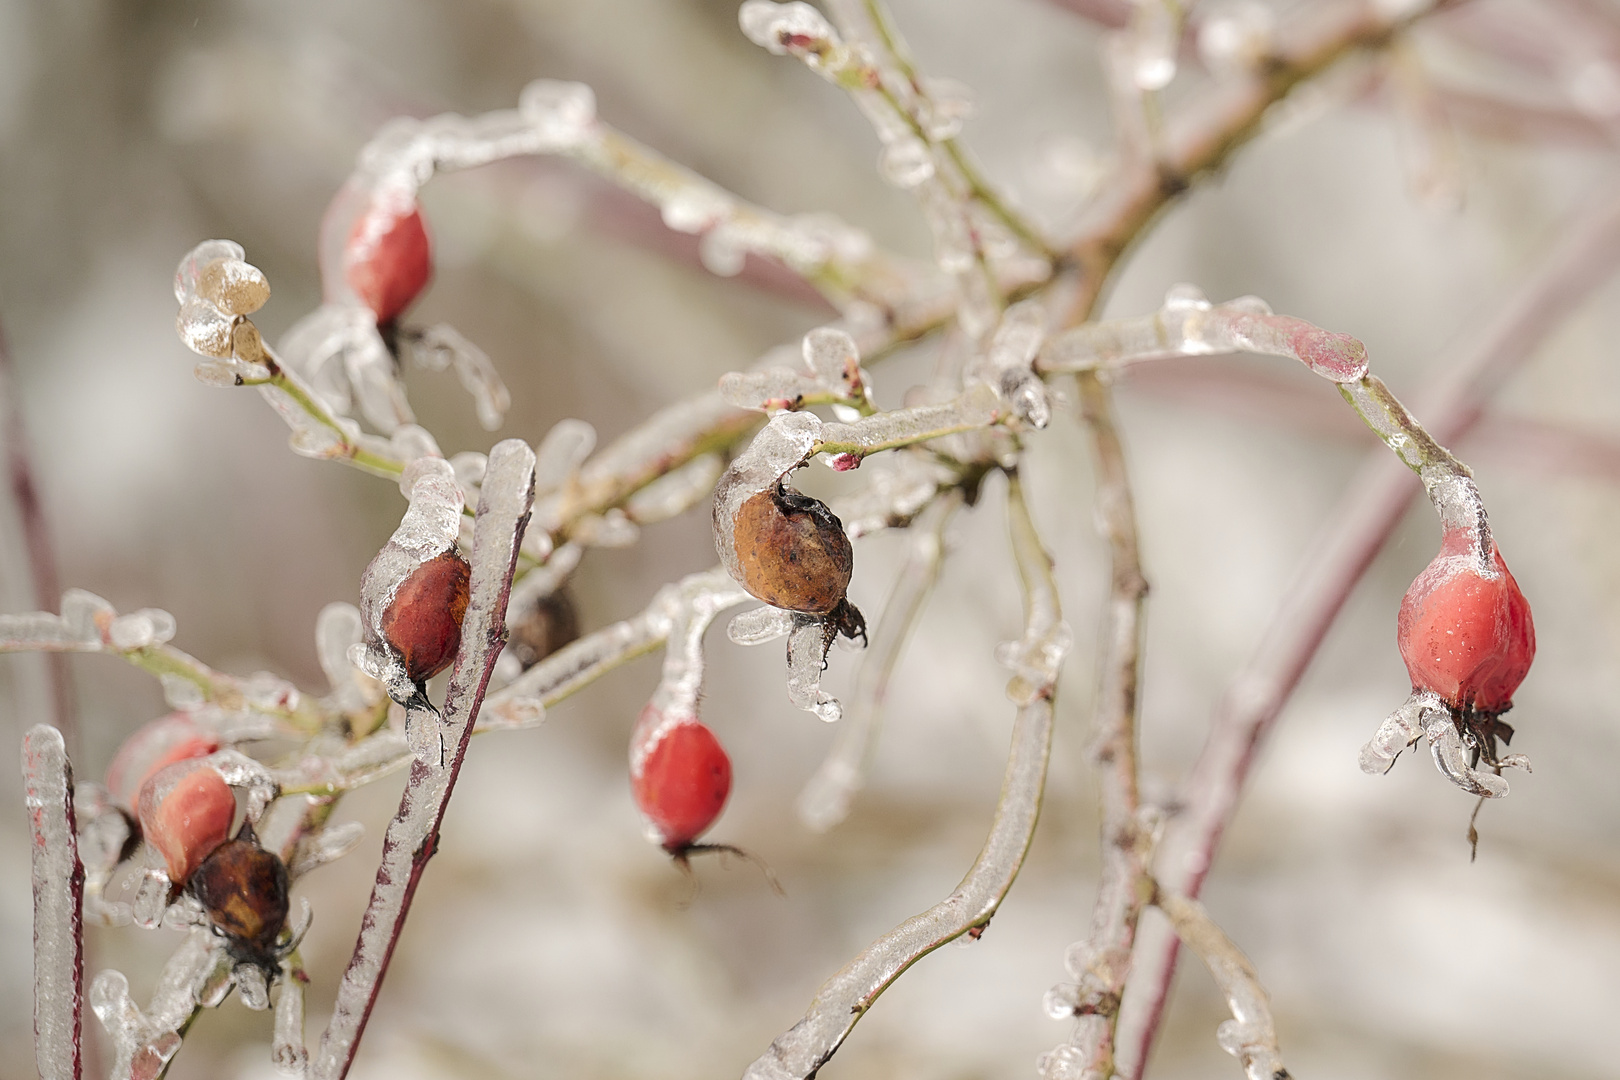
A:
879;136;937;189
1197;0;1275;79
700;225;748;277
802;326;862;390
1043;983;1082;1019
786;617;842;722
196;257;270;316
728;605;795;646
108;609;176;651
174;240;246;304
739;0;835;54
131;868;172;929
1162;283;1210;312
1036;1044;1088;1080
518;80;597;146
661;187;732;234
920;78;974;141
1130;0;1179;90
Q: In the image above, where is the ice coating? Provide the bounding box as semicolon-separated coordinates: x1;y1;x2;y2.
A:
712;410;823;585
1155;891;1292;1080
1039;285;1370;383
24;725;83;1080
1198;0;1276;78
484;568;748;732
533;418;598;500
288;820;366;880
727;605;796;646
174;241;273;380
799;494;953;830
273;969;308;1074
833;451;959;540
815;381;1002;464
739;1;839;58
91;930;228;1080
104;712;221;807
355;457;465;707
721;326;872;413
623;453;724;525
983;299;1051;428
404;323;510;431
316;438;534;1080
786;617;843;723
75;782;134;927
316;603;379;717
1128;0;1180;90
743;480;1062;1080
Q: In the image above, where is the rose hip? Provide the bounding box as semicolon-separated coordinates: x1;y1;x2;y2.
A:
379;548;472;685
630;705;732;852
105;712;221;808
733;480;853;615
188;832;291;961
137;759;235;886
344;194;432;325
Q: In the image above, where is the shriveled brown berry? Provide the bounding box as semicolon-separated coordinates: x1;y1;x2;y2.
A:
733;482;853;614
189;837;290;957
507;588;580;669
381;549;471;683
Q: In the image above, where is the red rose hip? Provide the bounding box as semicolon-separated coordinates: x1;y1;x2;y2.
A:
379;548;472;684
630;705;732;852
137;759;236;886
344;194;432;325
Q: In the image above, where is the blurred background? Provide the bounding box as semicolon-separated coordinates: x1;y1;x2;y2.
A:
3;0;1620;1077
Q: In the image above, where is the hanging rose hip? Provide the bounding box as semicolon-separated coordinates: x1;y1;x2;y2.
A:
137;759;236;886
630;705;732;853
375;548;472;687
730;478;865;644
344;192;432;325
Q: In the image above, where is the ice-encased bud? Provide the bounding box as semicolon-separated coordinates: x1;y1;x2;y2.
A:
175;240;246;304
988;300;1051;428
197;257;271;315
177;297;236;359
879;136;937;189
803;326;863;396
518;80;597;146
739;0;837;54
534;418;597;494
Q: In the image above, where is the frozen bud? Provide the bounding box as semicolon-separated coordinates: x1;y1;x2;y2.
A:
630;705;732;852
188;833;291;961
376;549;472;684
175;239;246;303
802;326;861;390
733;481;854;615
105;713;222;808
197;257;270;315
739;1;836;54
518;79;597;145
344;188;432;325
177;297;236;359
506;588;580;669
700;224;747;277
138;760;236;886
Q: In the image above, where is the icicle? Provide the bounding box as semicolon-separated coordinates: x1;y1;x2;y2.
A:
288;821;366;880
24;725;82;1080
786;617;842;722
273;971;309;1075
982;299;1051;428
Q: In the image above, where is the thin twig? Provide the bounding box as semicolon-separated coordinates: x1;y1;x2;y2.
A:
1118;178;1620;1079
742;472;1066;1080
0;316;75;747
313;439;536;1080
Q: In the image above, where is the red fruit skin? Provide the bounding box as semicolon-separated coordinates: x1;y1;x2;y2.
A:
344;197;432;324
381;549;472;684
105;713;220;808
1397;528;1535;715
137;761;236;886
631;706;732;851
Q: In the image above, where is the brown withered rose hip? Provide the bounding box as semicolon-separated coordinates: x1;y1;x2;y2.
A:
506;588;580;669
380;549;471;684
734;481;854;615
188;832;290;960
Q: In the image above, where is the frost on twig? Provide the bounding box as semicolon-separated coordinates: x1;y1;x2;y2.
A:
1153;888;1294;1080
25;725;83;1080
316;438;534;1080
798;491;956;831
0;589;320;734
1038;284;1369;383
742;473;1065;1080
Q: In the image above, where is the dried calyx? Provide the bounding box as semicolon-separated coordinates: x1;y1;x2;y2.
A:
188;823;293;971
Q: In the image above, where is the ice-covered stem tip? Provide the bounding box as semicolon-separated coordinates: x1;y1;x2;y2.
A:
315;438;535;1080
25;725;83;1080
1039;373;1149;1080
1038;285;1369;383
742;474;1064;1080
1153;887;1293;1080
798;491;956;831
0;589;323;734
721;327;876;415
173;241;413;477
91;930;233;1080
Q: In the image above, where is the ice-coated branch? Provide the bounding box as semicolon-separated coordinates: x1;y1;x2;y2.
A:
0;589;324;734
1038;374;1150;1080
25;725;83;1080
1152;887;1292;1080
1118;178;1620;1080
811;382;1005;461
91;930;232;1080
314;438;535;1080
482;568;749;731
742;472;1066;1080
797;491;956;831
1039;285;1369;383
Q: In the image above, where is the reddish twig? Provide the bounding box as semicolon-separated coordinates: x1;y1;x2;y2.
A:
24;724;83;1080
0;314;75;749
313;440;536;1080
1118;179;1620;1079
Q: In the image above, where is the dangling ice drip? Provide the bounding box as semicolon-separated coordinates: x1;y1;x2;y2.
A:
353;457;471;763
714;411;866;723
1360;471;1535;798
979;299;1051;428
